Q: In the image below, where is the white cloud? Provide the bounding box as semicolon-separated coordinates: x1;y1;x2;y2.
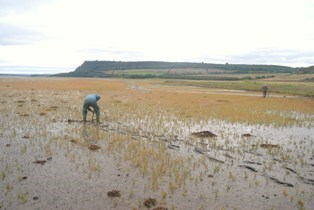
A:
0;0;313;74
0;23;44;45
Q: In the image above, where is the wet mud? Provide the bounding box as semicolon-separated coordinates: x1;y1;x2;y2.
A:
1;78;313;210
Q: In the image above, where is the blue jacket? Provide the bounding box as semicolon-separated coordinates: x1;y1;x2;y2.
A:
85;94;101;103
82;94;101;122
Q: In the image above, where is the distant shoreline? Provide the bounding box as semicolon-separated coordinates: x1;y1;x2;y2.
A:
0;74;52;77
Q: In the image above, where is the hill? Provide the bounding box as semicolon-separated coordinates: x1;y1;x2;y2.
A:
296;66;314;74
56;60;296;79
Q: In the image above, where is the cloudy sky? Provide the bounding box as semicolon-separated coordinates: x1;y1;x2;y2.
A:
0;0;313;74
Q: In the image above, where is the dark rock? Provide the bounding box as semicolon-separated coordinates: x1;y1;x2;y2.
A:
144;198;157;208
192;131;217;138
33;160;47;165
88;144;101;151
107;190;121;198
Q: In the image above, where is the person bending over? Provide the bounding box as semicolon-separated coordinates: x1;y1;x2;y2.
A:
82;94;101;123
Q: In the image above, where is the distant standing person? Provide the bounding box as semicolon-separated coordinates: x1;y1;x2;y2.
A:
82;94;101;123
262;84;269;98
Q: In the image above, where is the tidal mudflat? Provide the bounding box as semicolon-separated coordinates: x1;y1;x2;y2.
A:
1;77;313;210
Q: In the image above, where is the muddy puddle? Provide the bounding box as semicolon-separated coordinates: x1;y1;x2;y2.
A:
34;114;313;209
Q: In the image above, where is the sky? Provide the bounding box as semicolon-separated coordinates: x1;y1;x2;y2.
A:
0;0;314;74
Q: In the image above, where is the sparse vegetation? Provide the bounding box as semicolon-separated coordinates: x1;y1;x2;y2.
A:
0;77;313;209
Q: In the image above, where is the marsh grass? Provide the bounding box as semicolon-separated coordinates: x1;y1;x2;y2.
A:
0;78;313;210
161;78;314;97
17;192;28;204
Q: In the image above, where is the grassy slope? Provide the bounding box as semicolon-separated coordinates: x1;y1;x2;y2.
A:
162;78;314;97
57;61;296;78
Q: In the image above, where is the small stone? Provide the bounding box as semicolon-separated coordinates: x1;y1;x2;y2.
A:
70;139;77;143
33;160;46;165
192;131;217;138
144;198;157;208
88;144;101;151
107;190;121;198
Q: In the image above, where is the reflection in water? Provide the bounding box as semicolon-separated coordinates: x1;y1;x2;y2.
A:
81;123;100;142
81;123;88;140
